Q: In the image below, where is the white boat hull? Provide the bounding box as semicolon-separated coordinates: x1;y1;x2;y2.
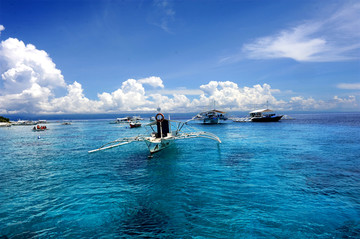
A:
144;137;175;154
203;117;220;124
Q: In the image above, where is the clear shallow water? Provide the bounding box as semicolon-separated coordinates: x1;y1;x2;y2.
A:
1;113;359;238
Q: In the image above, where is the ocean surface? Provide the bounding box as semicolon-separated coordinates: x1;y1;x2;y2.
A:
0;112;359;238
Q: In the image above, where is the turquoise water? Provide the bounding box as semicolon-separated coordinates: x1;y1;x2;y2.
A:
1;113;359;238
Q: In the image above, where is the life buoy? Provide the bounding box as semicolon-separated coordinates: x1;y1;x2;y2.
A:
155;113;164;122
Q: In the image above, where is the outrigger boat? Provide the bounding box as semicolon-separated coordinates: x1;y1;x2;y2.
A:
249;109;283;122
191;109;228;124
110;116;144;124
89;113;221;157
190;101;228;124
232;109;283;122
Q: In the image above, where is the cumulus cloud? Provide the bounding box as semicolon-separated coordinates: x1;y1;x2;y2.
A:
193;81;284;111
97;79;153;112
138;76;164;88
241;2;360;62
0;37;66;113
0;38;66;93
149;87;204;96
50;82;101;113
0;36;358;114
0;25;4;35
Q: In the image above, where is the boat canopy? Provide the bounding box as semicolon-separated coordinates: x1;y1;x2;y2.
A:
249;109;274;114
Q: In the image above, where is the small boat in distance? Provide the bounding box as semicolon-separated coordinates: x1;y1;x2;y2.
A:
12;120;36;126
33;125;48;131
110;116;144;124
129;121;141;128
249;109;283;122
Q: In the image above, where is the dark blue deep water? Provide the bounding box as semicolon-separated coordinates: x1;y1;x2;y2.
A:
1;113;359;238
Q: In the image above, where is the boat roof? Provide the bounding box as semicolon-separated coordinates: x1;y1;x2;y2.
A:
249;108;274;113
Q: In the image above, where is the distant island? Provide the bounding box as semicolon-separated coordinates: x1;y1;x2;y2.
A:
0;116;10;122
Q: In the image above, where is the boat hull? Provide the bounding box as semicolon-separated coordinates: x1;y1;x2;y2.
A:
130;123;141;128
203;117;220;124
144;138;175;154
251;115;283;122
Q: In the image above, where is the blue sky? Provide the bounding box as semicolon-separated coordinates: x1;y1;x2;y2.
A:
0;0;359;113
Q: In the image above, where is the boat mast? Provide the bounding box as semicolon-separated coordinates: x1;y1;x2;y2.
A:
160;121;163;139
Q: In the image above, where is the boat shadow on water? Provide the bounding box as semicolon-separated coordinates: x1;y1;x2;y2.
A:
116;200;171;237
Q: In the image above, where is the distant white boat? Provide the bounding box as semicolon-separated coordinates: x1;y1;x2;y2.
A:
0;122;11;127
249;109;283;122
233;109;285;122
11;120;36;126
110;116;144;124
190;109;228;124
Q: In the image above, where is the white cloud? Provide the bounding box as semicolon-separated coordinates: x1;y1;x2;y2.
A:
288;95;357;110
0;25;4;35
50;82;101;113
149;0;175;33
149;87;204;95
194;81;285;111
97;79;153;112
148;93;191;112
0;38;66;93
0;37;66;113
138;76;164;88
0;36;358;114
333;95;356;104
243;24;329;62
241;2;360;62
337;83;360;90
270;89;281;94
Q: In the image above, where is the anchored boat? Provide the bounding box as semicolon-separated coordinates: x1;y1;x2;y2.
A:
32;125;48;131
249;109;283;122
129;121;141;128
89;113;221;157
190;109;228;124
110;116;144;124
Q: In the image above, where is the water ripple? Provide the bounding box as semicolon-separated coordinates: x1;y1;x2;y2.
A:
0;114;360;238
